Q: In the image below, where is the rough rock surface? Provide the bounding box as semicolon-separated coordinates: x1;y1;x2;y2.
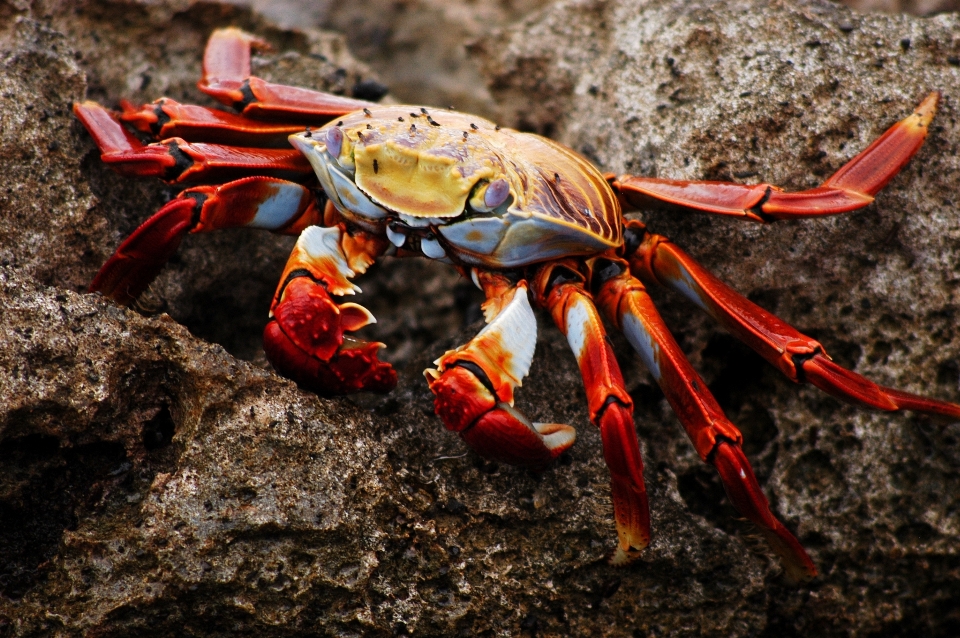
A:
230;0;554;117
844;0;960;15
1;0;959;636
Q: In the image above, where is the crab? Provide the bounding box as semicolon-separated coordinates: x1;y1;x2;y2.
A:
73;27;960;581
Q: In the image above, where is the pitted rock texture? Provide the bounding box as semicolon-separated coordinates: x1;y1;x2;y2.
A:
1;0;959;636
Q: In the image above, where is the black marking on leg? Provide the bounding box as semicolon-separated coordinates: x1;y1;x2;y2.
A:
234;79;256;112
151;103;170;136
184;192;208;228
622;225;647;258
748;186;775;223
450;360;499;401
791;347;822;383
275;268;324;304
164;141;195;182
591;258;625;292
705;434;739;464
545;265;583;295
596;394;630;421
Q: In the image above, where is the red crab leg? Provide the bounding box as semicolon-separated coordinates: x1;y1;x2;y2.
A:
425;273;577;471
593;261;818;582
531;263;650;563
74;101;312;184
264;224;396;395
119;99;304;147
625;222;960;419
614;92;938;222
91;176;325;305
199;27;375;124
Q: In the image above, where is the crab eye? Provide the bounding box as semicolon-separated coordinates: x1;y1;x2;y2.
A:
484;179;510;209
470;178;511;213
326;126;343;158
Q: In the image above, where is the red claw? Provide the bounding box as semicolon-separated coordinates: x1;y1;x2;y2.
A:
429;365;496;433
428;365;574;470
264;276;396;395
460;405;573;471
270;277;345;361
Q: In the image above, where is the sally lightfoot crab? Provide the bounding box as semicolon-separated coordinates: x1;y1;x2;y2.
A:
74;28;960;581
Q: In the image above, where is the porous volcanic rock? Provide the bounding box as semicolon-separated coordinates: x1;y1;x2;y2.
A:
1;0;959;636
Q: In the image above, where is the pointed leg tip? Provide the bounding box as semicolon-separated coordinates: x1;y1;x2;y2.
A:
608;522;650;566
917;91;941;118
761;528;818;584
908;91;940;131
608;545;644;566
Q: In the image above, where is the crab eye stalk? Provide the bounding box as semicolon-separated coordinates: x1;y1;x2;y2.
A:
326;126;343;159
469;178;512;213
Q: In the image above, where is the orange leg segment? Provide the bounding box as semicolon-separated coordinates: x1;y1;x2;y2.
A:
119;98;304;147
90;177;323;305
75;101;312;184
594;262;817;581
199;27;376;124
614;92;938;222
532;263;650;562
626;222;960;419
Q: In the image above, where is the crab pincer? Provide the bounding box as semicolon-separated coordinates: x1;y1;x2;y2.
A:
425;279;577;470
264;226;396;395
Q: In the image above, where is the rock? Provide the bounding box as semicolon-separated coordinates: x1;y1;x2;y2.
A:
843;0;960;15
1;0;959;636
316;0;554;117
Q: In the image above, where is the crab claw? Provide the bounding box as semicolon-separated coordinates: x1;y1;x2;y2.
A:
463;407;575;471
426;364;575;470
425;283;576;470
263;276;396;395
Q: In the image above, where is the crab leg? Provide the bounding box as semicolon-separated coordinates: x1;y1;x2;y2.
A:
90;176;325;305
593;260;818;581
625;222;960;419
199;28;375;124
531;263;650;563
265;225;395;395
614;92;938;222
425;274;577;470
119;99;304;147
75;101;312;184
